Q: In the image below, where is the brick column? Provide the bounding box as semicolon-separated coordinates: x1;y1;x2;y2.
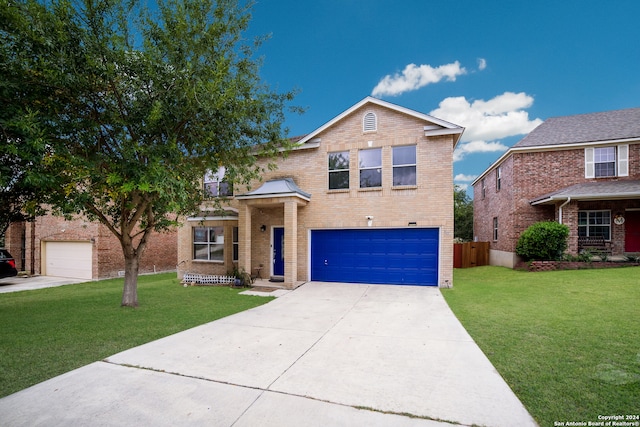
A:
284;200;298;289
238;204;252;275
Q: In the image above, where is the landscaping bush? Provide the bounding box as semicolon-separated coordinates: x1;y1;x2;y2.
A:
516;221;569;261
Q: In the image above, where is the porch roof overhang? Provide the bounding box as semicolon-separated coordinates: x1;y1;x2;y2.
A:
530;180;640;205
235;178;311;203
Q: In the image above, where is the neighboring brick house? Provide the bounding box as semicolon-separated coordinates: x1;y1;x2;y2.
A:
4;212;177;280
472;108;640;267
177;97;464;288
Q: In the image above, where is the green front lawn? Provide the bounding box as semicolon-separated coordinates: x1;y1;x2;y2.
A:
443;266;640;426
0;273;272;398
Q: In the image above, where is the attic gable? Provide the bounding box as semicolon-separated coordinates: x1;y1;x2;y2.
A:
296;96;464;148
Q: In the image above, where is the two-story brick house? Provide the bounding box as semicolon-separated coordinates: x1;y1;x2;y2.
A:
177;97;464;288
473;108;640;267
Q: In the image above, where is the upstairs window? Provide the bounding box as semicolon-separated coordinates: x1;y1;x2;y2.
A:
204;168;232;197
328;151;350;190
392;146;416;186
594;147;616;177
363;112;377;132
481;178;486;199
193;226;224;262
496;167;502;191
359;148;382;188
585;145;629;178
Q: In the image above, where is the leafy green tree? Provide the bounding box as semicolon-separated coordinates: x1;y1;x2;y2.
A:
516;221;569;261
454;185;473;242
1;0;297;306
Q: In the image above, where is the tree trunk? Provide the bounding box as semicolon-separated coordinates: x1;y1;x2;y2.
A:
121;251;140;307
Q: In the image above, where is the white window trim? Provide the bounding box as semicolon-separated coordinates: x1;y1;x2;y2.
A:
193;226;225;262
578;210;612;240
359;148;382;188
585;145;628;178
392;145;417;187
328;151;350;190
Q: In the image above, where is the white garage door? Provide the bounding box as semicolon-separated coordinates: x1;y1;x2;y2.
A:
43;241;93;279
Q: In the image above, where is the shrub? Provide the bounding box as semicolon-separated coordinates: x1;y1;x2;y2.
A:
516;221;569;261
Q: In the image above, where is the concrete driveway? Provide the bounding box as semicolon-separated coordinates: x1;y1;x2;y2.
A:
0;275;88;293
0;282;537;426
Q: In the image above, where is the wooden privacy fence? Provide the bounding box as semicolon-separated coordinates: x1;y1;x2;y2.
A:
453;242;489;268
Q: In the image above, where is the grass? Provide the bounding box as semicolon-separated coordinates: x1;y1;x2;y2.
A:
442;266;640;426
0;273;273;398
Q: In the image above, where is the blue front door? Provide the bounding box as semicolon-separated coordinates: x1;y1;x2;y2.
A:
273;227;285;276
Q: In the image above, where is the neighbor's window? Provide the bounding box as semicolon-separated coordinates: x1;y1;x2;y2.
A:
578;210;611;240
193;226;224;262
496;167;502;191
392;146;416;186
585;145;629;178
594;147;616;178
232;227;239;262
328;151;350;190
359;148;382;188
204;168;233;197
493;217;498;241
481;178;486;199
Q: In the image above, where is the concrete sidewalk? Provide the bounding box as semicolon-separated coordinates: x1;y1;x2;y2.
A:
0;282;538;426
0;275;88;293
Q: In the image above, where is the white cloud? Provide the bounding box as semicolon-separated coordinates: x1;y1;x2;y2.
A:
371;61;467;97
454;174;478;182
477;58;487;70
453;140;510;162
429;91;543;161
455;183;469;191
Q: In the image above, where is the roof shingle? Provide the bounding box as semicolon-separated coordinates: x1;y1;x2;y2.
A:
514;107;640;148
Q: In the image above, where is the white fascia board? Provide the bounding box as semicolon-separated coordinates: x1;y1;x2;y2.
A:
297;96;464;145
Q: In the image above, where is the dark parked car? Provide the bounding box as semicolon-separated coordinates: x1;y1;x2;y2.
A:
0;249;18;279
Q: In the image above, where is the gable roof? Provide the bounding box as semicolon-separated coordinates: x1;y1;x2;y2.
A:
296;96;464;148
514;107;640;148
473;107;640;185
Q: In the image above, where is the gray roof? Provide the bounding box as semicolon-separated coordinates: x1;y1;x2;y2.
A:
531;180;640;205
236;178;311;201
514;107;640;148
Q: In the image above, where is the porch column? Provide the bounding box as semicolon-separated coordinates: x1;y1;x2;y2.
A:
238;203;252;275
563;201;579;254
284;200;298;289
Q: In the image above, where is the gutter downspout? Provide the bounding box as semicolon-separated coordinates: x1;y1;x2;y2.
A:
558;197;571;224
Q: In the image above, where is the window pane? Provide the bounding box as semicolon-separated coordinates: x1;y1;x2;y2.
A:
194;228;207;242
393;166;416;186
359;149;381;168
194;244;209;260
329;152;349;170
219;181;232;197
595;162;615;177
329;170;349;189
204;182;218;197
393;146;416;166
594;147;615;162
233;227;238;242
360;169;382;188
209;244;224;262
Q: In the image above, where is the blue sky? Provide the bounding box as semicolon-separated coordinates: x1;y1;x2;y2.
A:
245;0;640;196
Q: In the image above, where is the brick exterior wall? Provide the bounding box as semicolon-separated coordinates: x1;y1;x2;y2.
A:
178;103;456;287
6;212;177;278
474;142;640;263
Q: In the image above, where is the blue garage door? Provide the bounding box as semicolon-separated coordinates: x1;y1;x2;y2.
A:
311;228;439;286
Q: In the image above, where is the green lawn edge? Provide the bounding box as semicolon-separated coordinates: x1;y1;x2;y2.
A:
0;273;273;398
442;266;640;426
